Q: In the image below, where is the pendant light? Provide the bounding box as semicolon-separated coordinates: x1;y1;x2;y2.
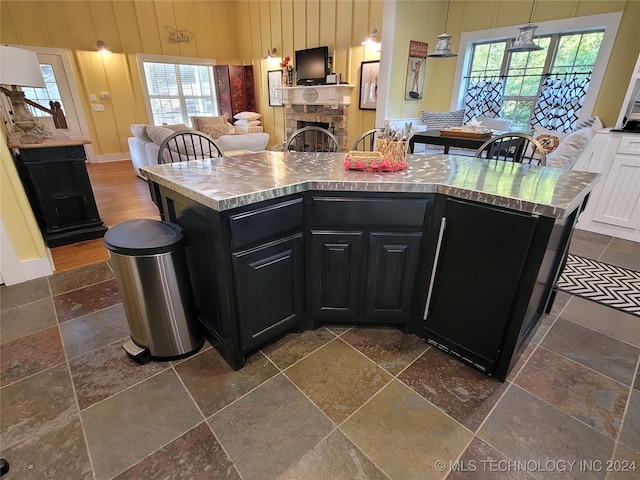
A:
427;0;457;58
506;0;543;53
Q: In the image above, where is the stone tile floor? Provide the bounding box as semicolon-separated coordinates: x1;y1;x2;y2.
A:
1;229;639;479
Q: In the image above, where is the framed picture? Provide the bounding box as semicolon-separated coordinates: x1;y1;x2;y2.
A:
268;70;283;107
406;40;428;100
359;60;380;110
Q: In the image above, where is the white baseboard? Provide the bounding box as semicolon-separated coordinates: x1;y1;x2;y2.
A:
0;219;54;286
93;153;131;163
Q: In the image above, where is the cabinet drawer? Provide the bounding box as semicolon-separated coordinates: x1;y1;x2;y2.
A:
618;136;640;156
311;197;428;227
19;145;87;163
229;197;303;249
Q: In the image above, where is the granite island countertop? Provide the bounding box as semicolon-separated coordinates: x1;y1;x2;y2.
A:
140;151;600;218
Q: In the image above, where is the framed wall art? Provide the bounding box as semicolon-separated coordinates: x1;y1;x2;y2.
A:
359;60;380;110
406;40;428;100
268;70;283;107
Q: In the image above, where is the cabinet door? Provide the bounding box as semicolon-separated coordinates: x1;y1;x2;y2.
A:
233;233;304;351
309;230;364;319
592;153;640;230
423;198;538;370
364;232;423;320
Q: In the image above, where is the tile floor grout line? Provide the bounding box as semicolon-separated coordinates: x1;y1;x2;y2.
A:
63;356;99;480
556;304;640;351
510;344;631;443
333;380;413;480
261;325;340;373
206;351;285;420
532;343;633;391
332;331;430;380
612;354;640;448
511;382;620;450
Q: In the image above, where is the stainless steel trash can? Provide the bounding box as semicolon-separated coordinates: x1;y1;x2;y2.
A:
104;219;202;363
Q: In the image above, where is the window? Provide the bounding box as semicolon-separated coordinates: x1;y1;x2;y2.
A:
23;64;64;118
465;31;602;131
137;54;218;126
454;13;622;132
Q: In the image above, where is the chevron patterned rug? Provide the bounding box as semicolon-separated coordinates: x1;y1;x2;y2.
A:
557;254;640;317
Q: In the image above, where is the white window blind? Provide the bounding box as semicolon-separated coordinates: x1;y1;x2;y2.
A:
137;54;218;126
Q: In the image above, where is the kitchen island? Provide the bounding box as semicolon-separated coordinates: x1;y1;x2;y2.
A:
140;152;598;379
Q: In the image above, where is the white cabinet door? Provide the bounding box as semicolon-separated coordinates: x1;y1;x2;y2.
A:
592;153;640;230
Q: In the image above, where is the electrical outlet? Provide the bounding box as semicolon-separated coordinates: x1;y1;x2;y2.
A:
100;92;110;99
89;94;97;102
91;104;105;111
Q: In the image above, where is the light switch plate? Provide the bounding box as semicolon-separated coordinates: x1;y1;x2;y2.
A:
91;104;105;111
89;94;97;102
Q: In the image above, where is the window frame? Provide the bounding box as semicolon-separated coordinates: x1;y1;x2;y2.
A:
135;53;218;127
451;12;622;124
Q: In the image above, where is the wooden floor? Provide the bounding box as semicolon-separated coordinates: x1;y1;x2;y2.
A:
50;160;160;272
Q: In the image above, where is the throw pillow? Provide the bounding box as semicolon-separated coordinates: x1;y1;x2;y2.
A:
233;111;261;121
146;126;175;145
130;124;152;142
420;110;464;130
530;127;568;157
574;116;603;131
234;119;262;127
547;127;594;169
201;123;234;139
163;123;191;132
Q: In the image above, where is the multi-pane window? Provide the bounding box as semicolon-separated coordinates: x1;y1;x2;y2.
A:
140;58;218;126
23;64;63;118
465;31;604;131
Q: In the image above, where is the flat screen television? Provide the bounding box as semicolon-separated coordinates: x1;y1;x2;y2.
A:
295;46;329;85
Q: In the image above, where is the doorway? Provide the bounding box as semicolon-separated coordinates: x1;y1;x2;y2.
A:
6;45;95;162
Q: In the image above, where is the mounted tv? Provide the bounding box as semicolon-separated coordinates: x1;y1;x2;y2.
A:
295;46;329;85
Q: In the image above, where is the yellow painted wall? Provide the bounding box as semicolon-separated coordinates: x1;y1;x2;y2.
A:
389;0;640;128
0;130;48;261
1;0;243;158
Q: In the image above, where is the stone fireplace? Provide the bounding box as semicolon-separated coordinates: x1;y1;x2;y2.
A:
280;84;354;151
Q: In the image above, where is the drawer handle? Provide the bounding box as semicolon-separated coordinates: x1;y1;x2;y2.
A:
423;216;446;321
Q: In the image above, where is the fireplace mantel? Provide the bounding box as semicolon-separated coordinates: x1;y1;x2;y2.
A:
279;84;354;108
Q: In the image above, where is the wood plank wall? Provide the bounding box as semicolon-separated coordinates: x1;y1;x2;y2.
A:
0;0;382;155
0;1;638;156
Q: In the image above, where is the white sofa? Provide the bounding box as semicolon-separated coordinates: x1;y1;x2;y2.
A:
128;121;270;178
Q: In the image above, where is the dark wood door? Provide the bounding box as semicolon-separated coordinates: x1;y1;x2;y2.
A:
422;198;538;370
364;232;423;320
309;230;364;319
233;233;304;351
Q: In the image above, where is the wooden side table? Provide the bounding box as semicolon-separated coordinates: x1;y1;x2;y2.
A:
8;130;107;247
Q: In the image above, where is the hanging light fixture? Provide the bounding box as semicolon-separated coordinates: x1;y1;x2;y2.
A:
506;0;543;53
361;18;380;46
427;0;457;58
265;48;277;59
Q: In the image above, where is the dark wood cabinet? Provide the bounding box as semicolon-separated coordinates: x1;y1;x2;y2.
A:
364;232;423;320
150;185;305;368
233;233;304;351
148;179;581;378
214;65;257;120
309;230;364;319
9;132;107;247
308;194;430;327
